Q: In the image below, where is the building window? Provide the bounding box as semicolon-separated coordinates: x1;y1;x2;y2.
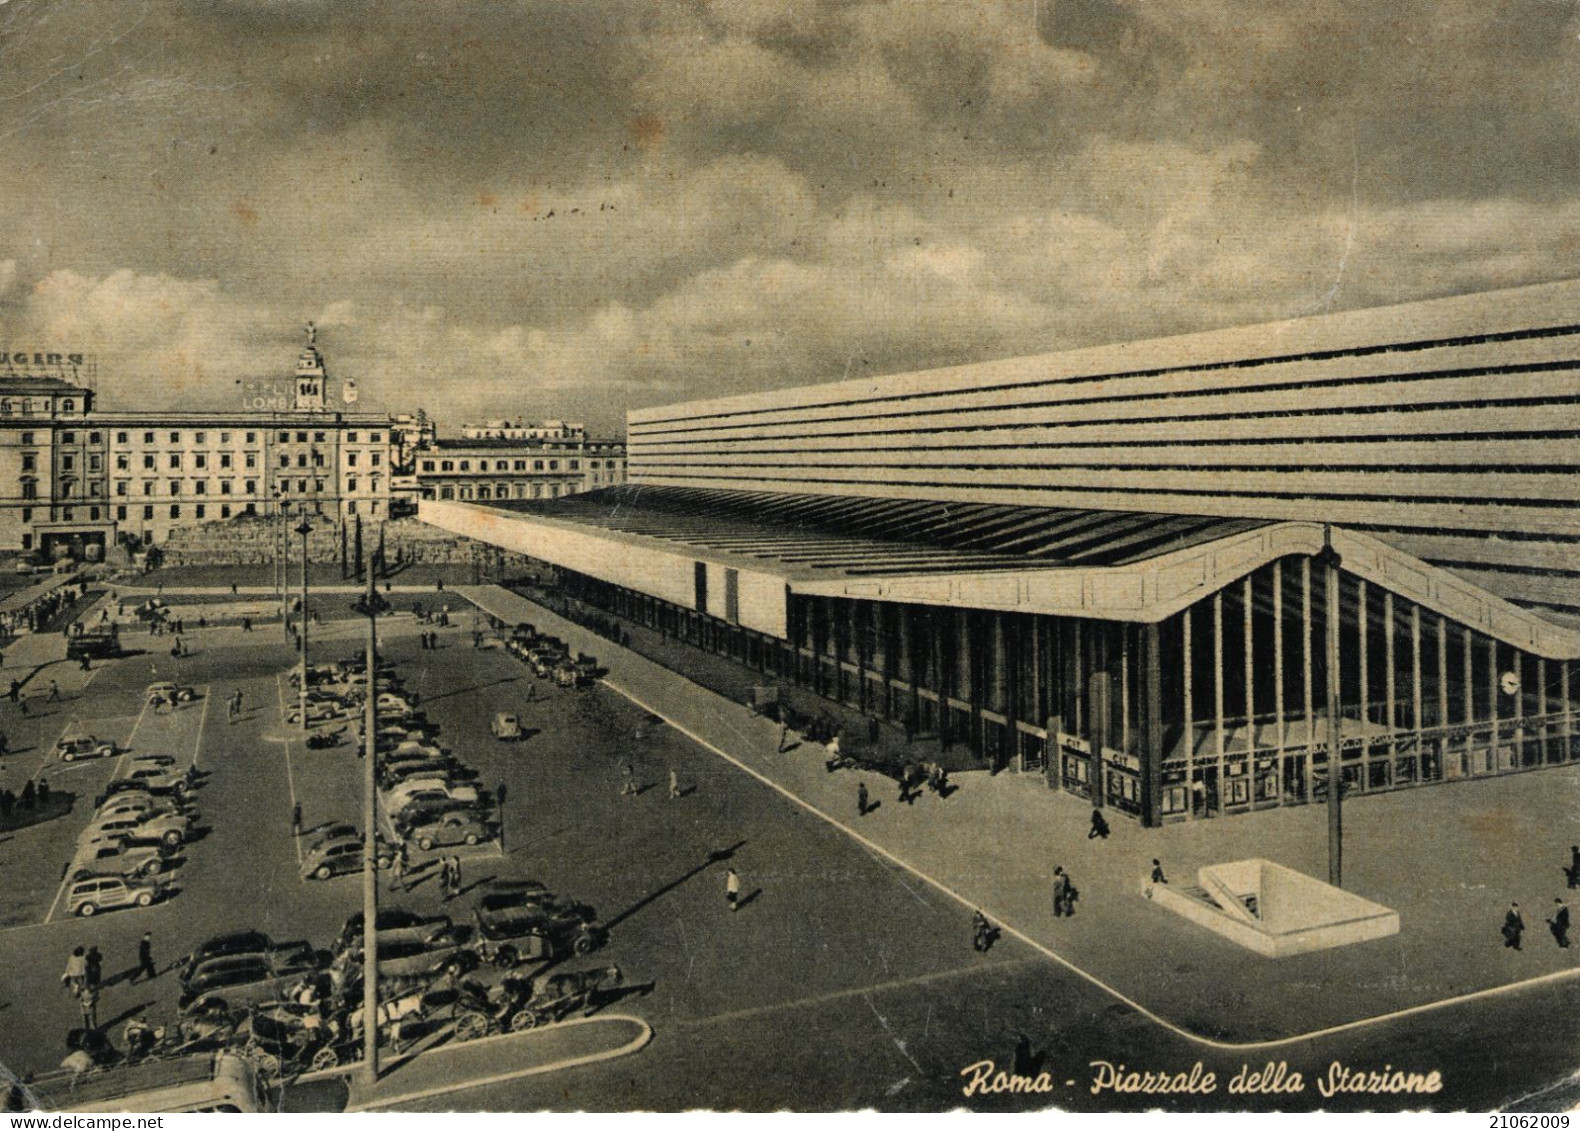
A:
314;479;324;493
533;460;544;471
19;508;29;522
549;460;559;471
370;432;381;443
61;455;74;471
245;480;256;494
116;505;127;521
20;479;36;500
347;501;357;515
220;481;232;495
421;460;435;472
90;432;101;444
312;452;324;467
246;432;256;443
19;432;32;445
440;486;454;500
194;481;206;495
298;479;307;493
62;400;74;413
169;432;180;444
195;504;205;519
19;535;28;551
89;507;99;520
169;454;181;470
20;454;34;473
195;453;207;469
441;461;454;472
89;482;102;498
478;486;491;500
496;482;508;497
116;432;128;443
115;481;127;496
570;460;580;470
245;452;256;469
143;432;154;443
169;481;181;496
348;452;358;467
297;431;308;442
244;503;256;515
143;481;154;496
279;454;290;468
221;504;231;518
313;432;325;443
170;505;181;519
115;455;129;471
460;460;470;471
347;477;358;493
62;432;75;444
348;432;359;442
297;454;307;468
195;432;206;444
220;453;232;469
220;432;230;443
514;460;526;471
143;505;154;520
279;431;290;443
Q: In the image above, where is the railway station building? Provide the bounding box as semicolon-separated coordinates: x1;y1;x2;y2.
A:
422;280;1580;827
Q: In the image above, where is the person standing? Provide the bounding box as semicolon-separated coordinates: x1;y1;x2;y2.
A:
78;984;99;1031
668;768;681;800
61;947;87;996
438;857;454;901
1150;858;1168;885
857;781;869;817
136;932;157;983
393;842;410;892
1569;846;1580;890
725;867;741;913
449;855;462;899
291;802;303;837
1088;808;1111;840
777;718;789;753
85;947;102;992
1549;898;1571;949
1052;866;1072;918
48;680;60;702
620;761;638;797
1503;902;1526;950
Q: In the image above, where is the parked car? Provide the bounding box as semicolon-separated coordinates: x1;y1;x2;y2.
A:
286;700;346;726
68;837;171;881
334;908;443;955
127;753;177;768
406;810;493;852
80;808;189;849
335;925;476;982
383;777;481;814
66;874;166;917
393;797;478;836
55;735;118;763
146;682;197;705
300;831;391;881
472;896;605;967
117;765;193;797
491;712;523;740
97;779;188;807
178;946;324;1014
94;793;185;822
378;757;476;791
179;930;276;984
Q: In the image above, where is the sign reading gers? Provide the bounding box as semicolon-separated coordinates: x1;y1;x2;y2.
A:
0;351;87;369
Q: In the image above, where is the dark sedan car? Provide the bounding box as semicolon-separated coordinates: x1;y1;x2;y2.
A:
179;930;274;984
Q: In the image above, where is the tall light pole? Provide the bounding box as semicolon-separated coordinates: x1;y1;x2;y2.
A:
297;518;313;734
354;562;388;1085
1319;530;1344;888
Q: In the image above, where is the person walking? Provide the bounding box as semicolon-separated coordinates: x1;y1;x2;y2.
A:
392;842;410;892
1150;858;1168;885
725;867;741;912
62;947;87;996
449;855;462;899
1503;902;1526;950
1568;845;1580;890
1088;808;1111;840
1052;866;1073;918
1549;898;1571;949
777;718;789;753
620;761;638;797
48;680;60;702
972;910;994;953
857;780;869;817
242;616;252;633
668;768;681;800
439;857;454;901
291;802;303;837
85;946;102;992
136;932;157;983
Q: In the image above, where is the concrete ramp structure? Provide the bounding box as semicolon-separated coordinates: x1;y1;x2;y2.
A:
1146;859;1399;958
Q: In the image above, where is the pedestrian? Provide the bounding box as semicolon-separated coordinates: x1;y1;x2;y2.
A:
449;855;462;898
776;718;788;753
78;984;99;1031
85;946;102;991
857;780;869;817
1503;902;1525;950
1052;866;1073;918
1151;858;1168;885
725;867;741;912
62;946;87;995
620;761;638;797
972;909;994;952
79;654;91;672
291;801;303;837
48;680;60;702
1568;846;1580;890
668;768;682;799
36;778;49;807
20;780;34;809
1088;808;1111;840
497;781;508;810
242;616;252;633
439;857;454;901
136;932;157;982
1549;898;1571;949
393;843;410;891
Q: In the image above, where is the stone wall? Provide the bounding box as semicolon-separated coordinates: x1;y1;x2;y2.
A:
156;516;536;572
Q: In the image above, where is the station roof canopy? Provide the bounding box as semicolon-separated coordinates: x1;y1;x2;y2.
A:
451;486;1579;659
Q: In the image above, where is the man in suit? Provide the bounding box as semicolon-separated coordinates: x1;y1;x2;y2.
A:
1548;898;1571;949
1503;902;1525;950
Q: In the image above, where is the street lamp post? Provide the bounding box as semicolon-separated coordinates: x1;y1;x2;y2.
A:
297;518;313;734
355;563;388;1086
1319;530;1344;889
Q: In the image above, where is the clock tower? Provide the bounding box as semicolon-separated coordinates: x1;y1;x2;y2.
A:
294;321;327;411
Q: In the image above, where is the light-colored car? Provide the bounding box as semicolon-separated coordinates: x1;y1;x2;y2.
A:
55;735;118;762
406;810;492;852
491;712;523;740
300;832;391;881
66;874;165;917
80;809;189;849
95;793;184;822
384;777;481;814
376;692;416;714
146;682;196;705
69;836;170;881
118;765;192;797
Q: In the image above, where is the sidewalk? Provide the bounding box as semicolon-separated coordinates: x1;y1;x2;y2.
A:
460;584;1580;1046
341;1015;651;1111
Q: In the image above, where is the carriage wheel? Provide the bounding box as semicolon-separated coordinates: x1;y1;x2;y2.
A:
309;1045;340;1072
454;1011;490;1042
573;933;595;956
508;1009;541;1032
251;1049;282;1081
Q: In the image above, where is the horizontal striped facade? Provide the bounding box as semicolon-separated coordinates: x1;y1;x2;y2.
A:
628;280;1580;626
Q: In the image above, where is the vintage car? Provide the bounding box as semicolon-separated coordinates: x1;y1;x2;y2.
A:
406;809;493;852
80;808;190;849
66;874;166;918
180;930;277;983
55;735;119;762
68;836;172;881
472;892;605;967
491;712;523;740
145;682;197;706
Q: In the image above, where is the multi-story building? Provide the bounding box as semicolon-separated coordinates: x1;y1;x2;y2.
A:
460;419;585;442
423;278;1580;826
0;328;432;559
415;435;625;503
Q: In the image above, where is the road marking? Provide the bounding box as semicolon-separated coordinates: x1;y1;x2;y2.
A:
676;957;1036;1032
190;684;211;771
601;676;1580;1053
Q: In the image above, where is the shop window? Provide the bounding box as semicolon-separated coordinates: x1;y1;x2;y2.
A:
1162;785;1189;815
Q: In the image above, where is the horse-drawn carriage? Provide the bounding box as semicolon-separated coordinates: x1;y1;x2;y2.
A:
454;965;623;1038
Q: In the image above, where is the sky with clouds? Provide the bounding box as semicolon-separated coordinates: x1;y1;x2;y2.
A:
0;0;1575;433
